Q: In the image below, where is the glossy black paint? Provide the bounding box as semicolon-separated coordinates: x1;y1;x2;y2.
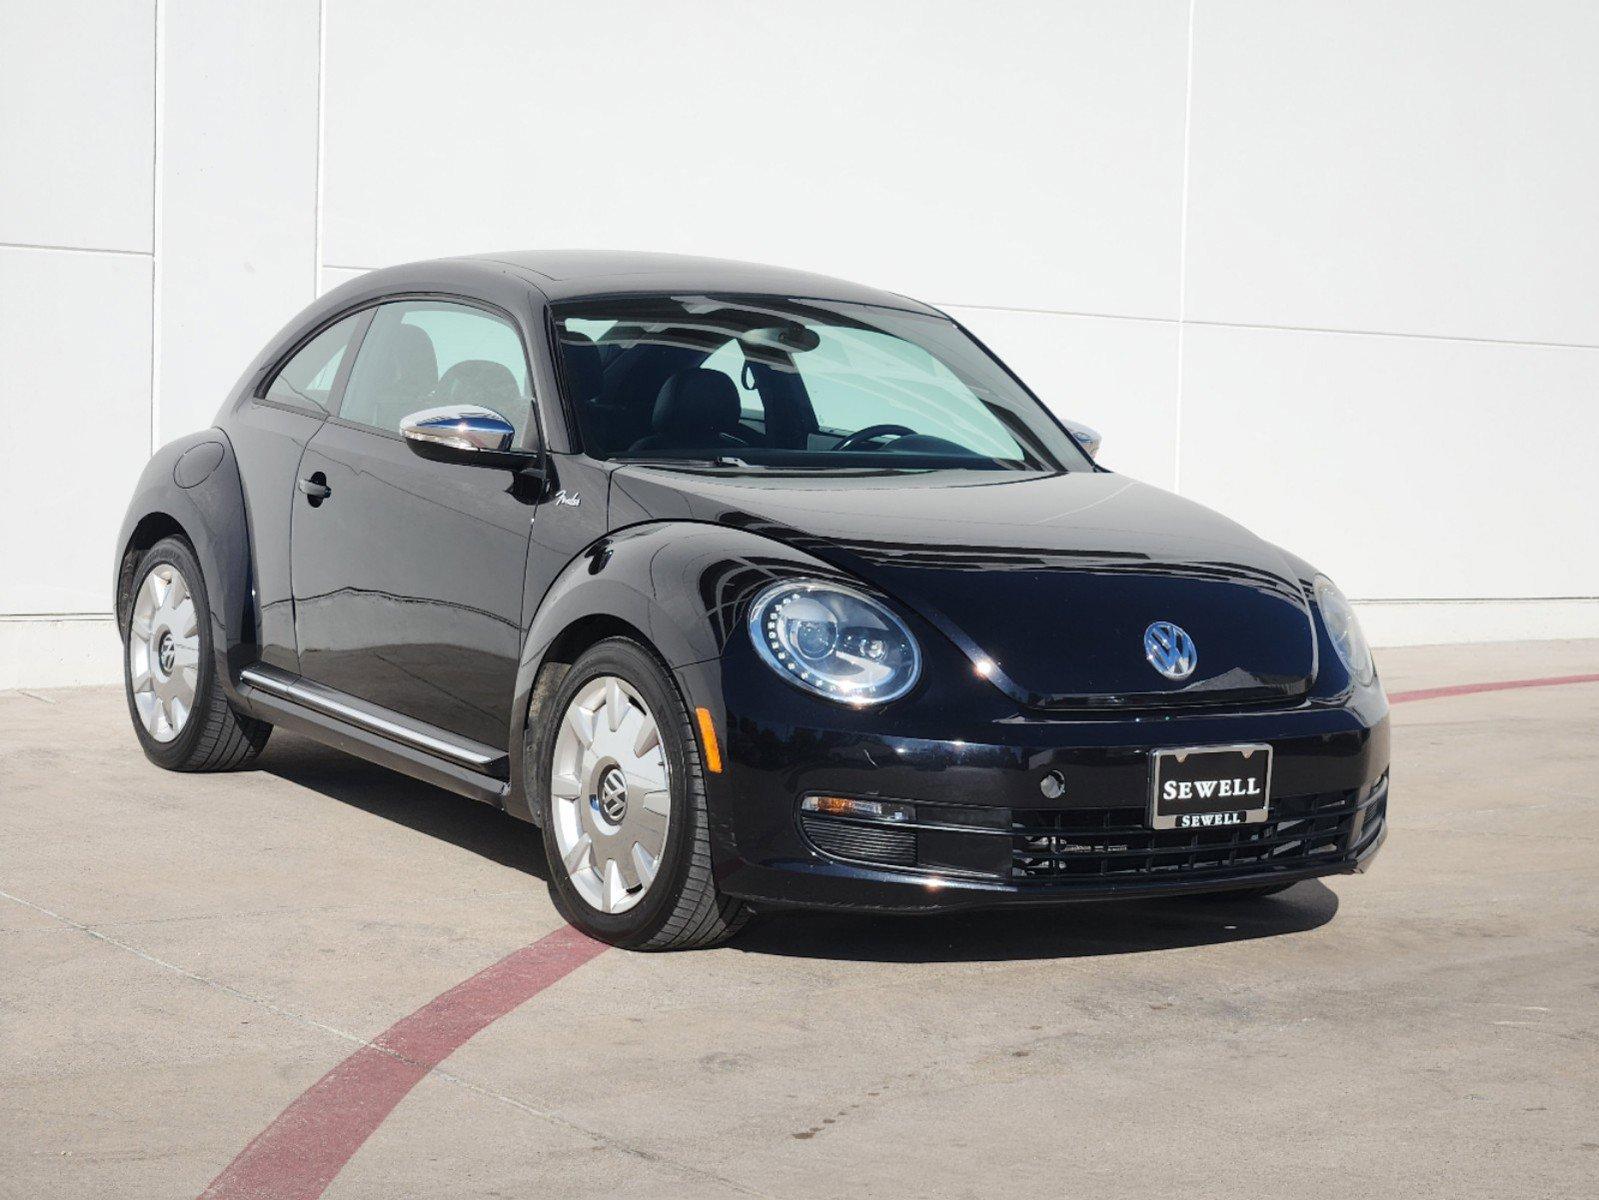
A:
567;511;1388;910
115;250;1390;914
115;429;255;703
290;419;534;745
711;610;1387;911
609;466;1320;710
227;399;332;674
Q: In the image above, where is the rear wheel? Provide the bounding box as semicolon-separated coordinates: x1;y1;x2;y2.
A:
533;638;748;950
122;536;270;771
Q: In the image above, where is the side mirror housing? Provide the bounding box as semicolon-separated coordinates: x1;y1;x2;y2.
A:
1064;422;1102;458
400;406;541;471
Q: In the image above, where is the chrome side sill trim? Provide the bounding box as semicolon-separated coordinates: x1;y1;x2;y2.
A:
239;665;503;771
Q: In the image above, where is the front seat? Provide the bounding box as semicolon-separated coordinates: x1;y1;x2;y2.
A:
433;359;522;415
560;329;635;453
350;322;439;431
627;368;750;454
559;329;604;404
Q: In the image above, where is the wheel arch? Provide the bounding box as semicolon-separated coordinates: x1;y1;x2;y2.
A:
115;511;190;628
114;430;256;706
505;520;850;823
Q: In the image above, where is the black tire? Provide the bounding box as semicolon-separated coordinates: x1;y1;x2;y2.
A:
531;638;748;950
122;536;271;772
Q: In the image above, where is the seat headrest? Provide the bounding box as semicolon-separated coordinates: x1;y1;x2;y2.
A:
434;359;520;409
652;368;741;436
387;323;439;398
559;330;604;403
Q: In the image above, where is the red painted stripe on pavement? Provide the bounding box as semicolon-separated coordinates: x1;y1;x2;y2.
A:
199;669;1599;1199
1388;672;1599;706
200;923;606;1200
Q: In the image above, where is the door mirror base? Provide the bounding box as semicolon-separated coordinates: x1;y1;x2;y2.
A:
406;437;541;472
1064;422;1102;458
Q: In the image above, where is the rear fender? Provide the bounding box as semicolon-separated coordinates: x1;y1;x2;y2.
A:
114;431;255;707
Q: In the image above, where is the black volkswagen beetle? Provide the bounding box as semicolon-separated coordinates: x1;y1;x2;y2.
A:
115;250;1388;949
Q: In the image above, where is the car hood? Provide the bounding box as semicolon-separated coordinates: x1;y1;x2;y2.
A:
610;468;1317;709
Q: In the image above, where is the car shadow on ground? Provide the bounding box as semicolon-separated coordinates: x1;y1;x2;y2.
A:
259;732;1338;963
734;883;1339;963
258;733;549;880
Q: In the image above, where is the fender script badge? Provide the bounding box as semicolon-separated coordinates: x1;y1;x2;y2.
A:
553;490;580;508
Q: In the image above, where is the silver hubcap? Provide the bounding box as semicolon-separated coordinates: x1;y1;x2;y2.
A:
128;563;200;743
549;676;671;914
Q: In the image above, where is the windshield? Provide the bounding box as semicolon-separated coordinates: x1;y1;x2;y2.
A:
552;295;1090;473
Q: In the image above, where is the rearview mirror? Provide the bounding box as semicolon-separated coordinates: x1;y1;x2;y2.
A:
1064;422;1102;458
400;406;540;470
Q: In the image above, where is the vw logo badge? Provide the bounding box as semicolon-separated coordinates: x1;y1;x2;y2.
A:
597;766;629;825
1143;621;1197;681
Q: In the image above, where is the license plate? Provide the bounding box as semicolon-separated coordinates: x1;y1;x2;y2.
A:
1148;744;1272;830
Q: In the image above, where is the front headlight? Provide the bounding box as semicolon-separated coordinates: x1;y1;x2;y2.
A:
1314;576;1375;687
747;580;921;704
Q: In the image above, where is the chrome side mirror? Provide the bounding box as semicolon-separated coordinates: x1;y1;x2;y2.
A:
399;406;537;469
1064;422;1102;458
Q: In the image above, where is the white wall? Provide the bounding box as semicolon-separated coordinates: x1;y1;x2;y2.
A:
2;0;157;687
3;1;1597;688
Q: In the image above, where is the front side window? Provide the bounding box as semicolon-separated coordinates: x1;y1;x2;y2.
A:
339;301;533;438
553;295;1086;474
263;312;365;412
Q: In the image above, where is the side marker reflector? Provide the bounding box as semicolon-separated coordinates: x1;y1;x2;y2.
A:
801;795;915;822
694;707;723;774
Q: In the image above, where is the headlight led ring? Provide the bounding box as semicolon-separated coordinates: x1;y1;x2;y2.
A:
748;580;921;705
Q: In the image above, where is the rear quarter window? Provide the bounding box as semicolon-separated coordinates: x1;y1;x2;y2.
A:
263;312;366;412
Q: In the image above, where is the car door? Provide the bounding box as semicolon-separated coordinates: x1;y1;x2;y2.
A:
289;298;539;748
231;309;370;672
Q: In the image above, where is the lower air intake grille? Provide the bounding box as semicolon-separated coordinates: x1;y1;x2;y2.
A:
801;815;917;867
1011;786;1367;883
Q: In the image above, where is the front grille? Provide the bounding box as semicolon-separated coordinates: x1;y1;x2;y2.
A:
801;814;917;867
1011;786;1369;883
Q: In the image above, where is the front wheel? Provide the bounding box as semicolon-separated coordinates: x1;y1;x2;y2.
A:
532;638;747;950
122;536;271;771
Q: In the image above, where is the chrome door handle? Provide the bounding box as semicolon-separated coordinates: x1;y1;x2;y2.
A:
298;473;331;504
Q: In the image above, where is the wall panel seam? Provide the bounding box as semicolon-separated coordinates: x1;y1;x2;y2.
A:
0;614;117;622
309;268;1597;352
939;305;1599;354
1350;597;1599;605
314;0;327;297
1174;0;1198;493
148;0;165;455
1182;317;1598;354
0;241;152;259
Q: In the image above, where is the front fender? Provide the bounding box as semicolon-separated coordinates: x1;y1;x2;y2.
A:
504;520;857;821
115;430;254;706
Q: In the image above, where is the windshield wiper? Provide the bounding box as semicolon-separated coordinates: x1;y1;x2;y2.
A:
612;455;753;469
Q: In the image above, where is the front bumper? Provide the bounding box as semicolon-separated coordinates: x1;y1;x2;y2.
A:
698;665;1390;913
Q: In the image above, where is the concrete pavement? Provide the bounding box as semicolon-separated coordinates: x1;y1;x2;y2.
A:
3;640;1597;1198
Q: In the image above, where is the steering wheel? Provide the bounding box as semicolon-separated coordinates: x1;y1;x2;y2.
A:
833;423;917;452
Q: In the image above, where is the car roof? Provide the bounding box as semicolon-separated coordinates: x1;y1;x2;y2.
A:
452;249;943;315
